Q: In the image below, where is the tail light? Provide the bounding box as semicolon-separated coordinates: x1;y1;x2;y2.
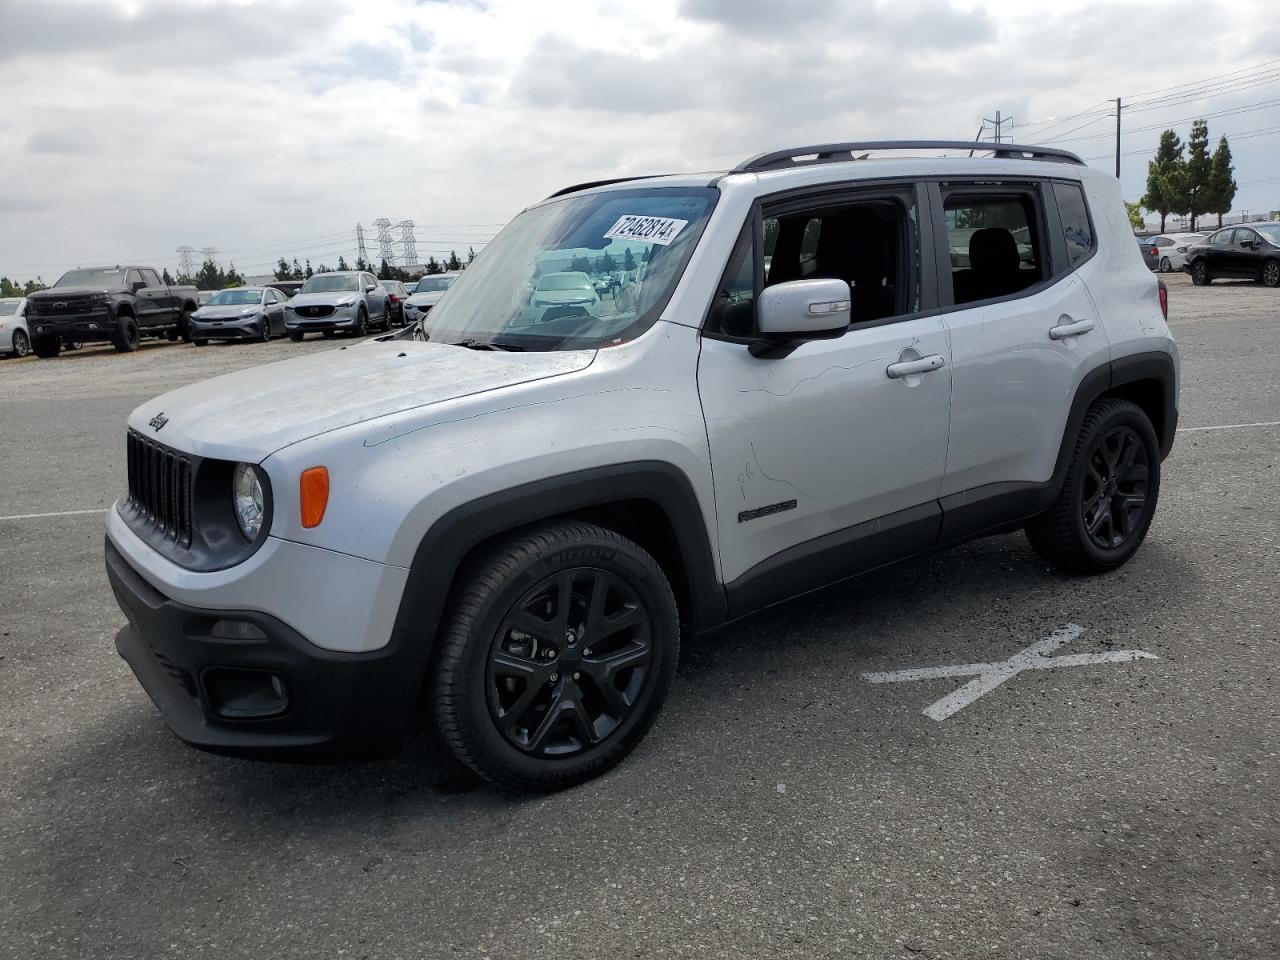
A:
1157;280;1168;320
389;294;401;304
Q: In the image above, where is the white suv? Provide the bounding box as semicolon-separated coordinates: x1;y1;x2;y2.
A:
106;141;1178;791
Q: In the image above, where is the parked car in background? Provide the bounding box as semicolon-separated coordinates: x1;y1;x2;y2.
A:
24;266;199;357
0;297;30;358
283;271;393;340
527;270;602;322
382;280;410;326
1136;237;1160;272
403;272;459;322
267;280;306;298
1186;223;1280;286
1146;233;1206;272
189;287;289;345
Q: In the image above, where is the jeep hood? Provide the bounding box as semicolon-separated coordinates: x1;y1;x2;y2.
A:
127;341;595;462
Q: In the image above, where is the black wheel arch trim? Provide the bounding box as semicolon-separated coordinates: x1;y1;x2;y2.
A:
390;461;725;676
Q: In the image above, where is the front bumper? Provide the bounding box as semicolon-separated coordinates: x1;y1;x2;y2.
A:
285;304;357;333
28;311;114;339
106;538;424;760
191;318;263;340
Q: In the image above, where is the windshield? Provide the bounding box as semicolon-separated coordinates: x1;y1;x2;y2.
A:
412;276;455;293
55;268;127;288
0;300;21;316
537;273;593;292
422;186;717;350
1254;224;1280;243
207;289;263;306
302;273;360;293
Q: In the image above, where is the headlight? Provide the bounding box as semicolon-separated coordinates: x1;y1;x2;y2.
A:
333;297;354;307
241;308;258;317
232;463;266;541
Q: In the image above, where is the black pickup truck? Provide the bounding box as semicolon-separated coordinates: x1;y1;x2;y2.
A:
25;266;199;357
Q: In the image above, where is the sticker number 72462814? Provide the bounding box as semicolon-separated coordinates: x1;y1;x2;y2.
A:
603;215;689;246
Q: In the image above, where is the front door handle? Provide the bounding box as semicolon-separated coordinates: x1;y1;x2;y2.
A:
886;354;946;379
1049;317;1095;340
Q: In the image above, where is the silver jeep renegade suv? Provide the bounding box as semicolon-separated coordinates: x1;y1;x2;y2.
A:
106;141;1178;791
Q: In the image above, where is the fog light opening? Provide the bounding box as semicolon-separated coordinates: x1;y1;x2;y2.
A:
202;668;290;720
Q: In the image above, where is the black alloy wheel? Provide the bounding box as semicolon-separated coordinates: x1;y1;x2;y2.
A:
1262;260;1280;288
1080;425;1150;550
352;308;368;337
487;567;653;758
260;313;272;342
1191;260;1210;285
11;329;30;357
1160;256;1172;273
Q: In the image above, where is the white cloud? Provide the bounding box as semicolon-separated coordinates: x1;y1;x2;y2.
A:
0;0;1277;280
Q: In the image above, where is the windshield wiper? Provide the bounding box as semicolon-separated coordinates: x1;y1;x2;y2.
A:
450;337;524;352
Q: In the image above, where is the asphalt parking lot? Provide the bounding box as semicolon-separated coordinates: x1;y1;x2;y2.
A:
1;273;1276;959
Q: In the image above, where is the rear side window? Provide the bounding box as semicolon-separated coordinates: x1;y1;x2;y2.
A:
943;191;1046;305
1051;182;1095;267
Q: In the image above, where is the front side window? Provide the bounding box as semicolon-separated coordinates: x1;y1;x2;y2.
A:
302;274;360;293
413;276;455;293
127;269;145;289
944;191;1046;305
1208;230;1232;246
422;186;717;350
1234;228;1259;248
1051;181;1095;267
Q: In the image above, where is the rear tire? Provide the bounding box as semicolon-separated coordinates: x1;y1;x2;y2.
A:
179;308;194;343
1026;399;1161;574
434;521;680;792
1262;260;1280;288
32;335;61;358
10;329;30;357
1159;256;1172;273
1191;260;1211;285
111;316;140;353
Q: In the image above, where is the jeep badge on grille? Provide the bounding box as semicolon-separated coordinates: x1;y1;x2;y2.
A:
148;412;169;432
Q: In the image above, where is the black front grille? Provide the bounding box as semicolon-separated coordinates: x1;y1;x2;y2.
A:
127;430;193;547
31;295;98;317
298;305;335;318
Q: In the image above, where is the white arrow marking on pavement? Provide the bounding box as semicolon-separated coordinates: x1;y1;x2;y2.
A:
862;623;1158;721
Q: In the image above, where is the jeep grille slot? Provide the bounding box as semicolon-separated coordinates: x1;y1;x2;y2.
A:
127;430;193;547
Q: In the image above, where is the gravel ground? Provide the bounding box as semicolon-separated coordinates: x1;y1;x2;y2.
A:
0;272;1276;959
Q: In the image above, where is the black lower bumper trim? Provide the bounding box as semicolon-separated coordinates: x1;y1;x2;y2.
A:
106;538;424;760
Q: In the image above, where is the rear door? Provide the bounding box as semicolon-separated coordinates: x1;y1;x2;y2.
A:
932;176;1110;540
697;180;953;613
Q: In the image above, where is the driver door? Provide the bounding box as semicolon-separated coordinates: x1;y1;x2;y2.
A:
697;183;952;617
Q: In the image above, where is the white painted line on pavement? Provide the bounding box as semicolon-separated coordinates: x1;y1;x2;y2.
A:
862;623;1158;721
1177;419;1280;433
0;508;107;522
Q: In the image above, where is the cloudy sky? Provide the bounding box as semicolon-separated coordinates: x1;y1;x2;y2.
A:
2;0;1278;281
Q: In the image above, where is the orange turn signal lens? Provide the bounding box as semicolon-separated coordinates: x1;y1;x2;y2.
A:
299;467;329;529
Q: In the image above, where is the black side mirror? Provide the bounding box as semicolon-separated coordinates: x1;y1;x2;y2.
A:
132;281;146;293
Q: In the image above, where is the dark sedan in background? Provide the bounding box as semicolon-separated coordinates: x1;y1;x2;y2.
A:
1185;222;1280;287
189;287;289;345
1136;236;1161;272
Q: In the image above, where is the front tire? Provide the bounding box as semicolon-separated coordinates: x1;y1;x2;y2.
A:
1191;260;1211;285
351;308;368;338
32;334;61;358
111;316;140;352
434;521;680;792
10;329;30;357
1026;399;1161;574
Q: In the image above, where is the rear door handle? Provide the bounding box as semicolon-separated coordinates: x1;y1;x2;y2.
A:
1048;317;1095;340
886;354;946;379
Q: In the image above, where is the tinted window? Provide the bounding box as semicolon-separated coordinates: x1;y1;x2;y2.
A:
140;268;162;287
1208;230;1231;246
127;269;145;289
705;224;755;337
1052;182;1095;267
944;192;1045;305
1234;228;1258;248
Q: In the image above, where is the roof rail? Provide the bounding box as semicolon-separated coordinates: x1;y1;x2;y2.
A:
734;141;1085;173
546;175;665;199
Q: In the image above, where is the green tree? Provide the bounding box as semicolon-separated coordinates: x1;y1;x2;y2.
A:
446;250;462;271
162;267;175;285
1124;202;1145;231
316;263;332;273
467;246;477;263
570;255;593;274
425;256;441;275
23;278;46;295
1206;135;1237;228
194;259;222;290
224;262;243;287
1;277;19;297
304;259;314;278
1185;120;1212;231
336;255;350;272
599;251;617;273
623;248;637;271
1141;130;1189;233
274;258;292;281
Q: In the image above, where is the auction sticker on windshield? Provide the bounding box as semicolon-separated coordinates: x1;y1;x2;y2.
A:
603;215;689;245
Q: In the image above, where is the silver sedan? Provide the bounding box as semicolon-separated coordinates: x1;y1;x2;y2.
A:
189;287;289;345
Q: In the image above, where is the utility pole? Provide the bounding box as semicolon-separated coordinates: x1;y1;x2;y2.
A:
983;110;1010;144
1113;98;1122;179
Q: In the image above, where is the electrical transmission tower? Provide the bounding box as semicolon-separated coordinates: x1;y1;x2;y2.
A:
397;220;417;266
373;218;395;263
983;110;1012;143
176;246;195;278
356;224;369;266
200;246;218;267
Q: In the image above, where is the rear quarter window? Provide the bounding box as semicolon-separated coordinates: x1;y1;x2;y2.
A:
1051;181;1095;267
